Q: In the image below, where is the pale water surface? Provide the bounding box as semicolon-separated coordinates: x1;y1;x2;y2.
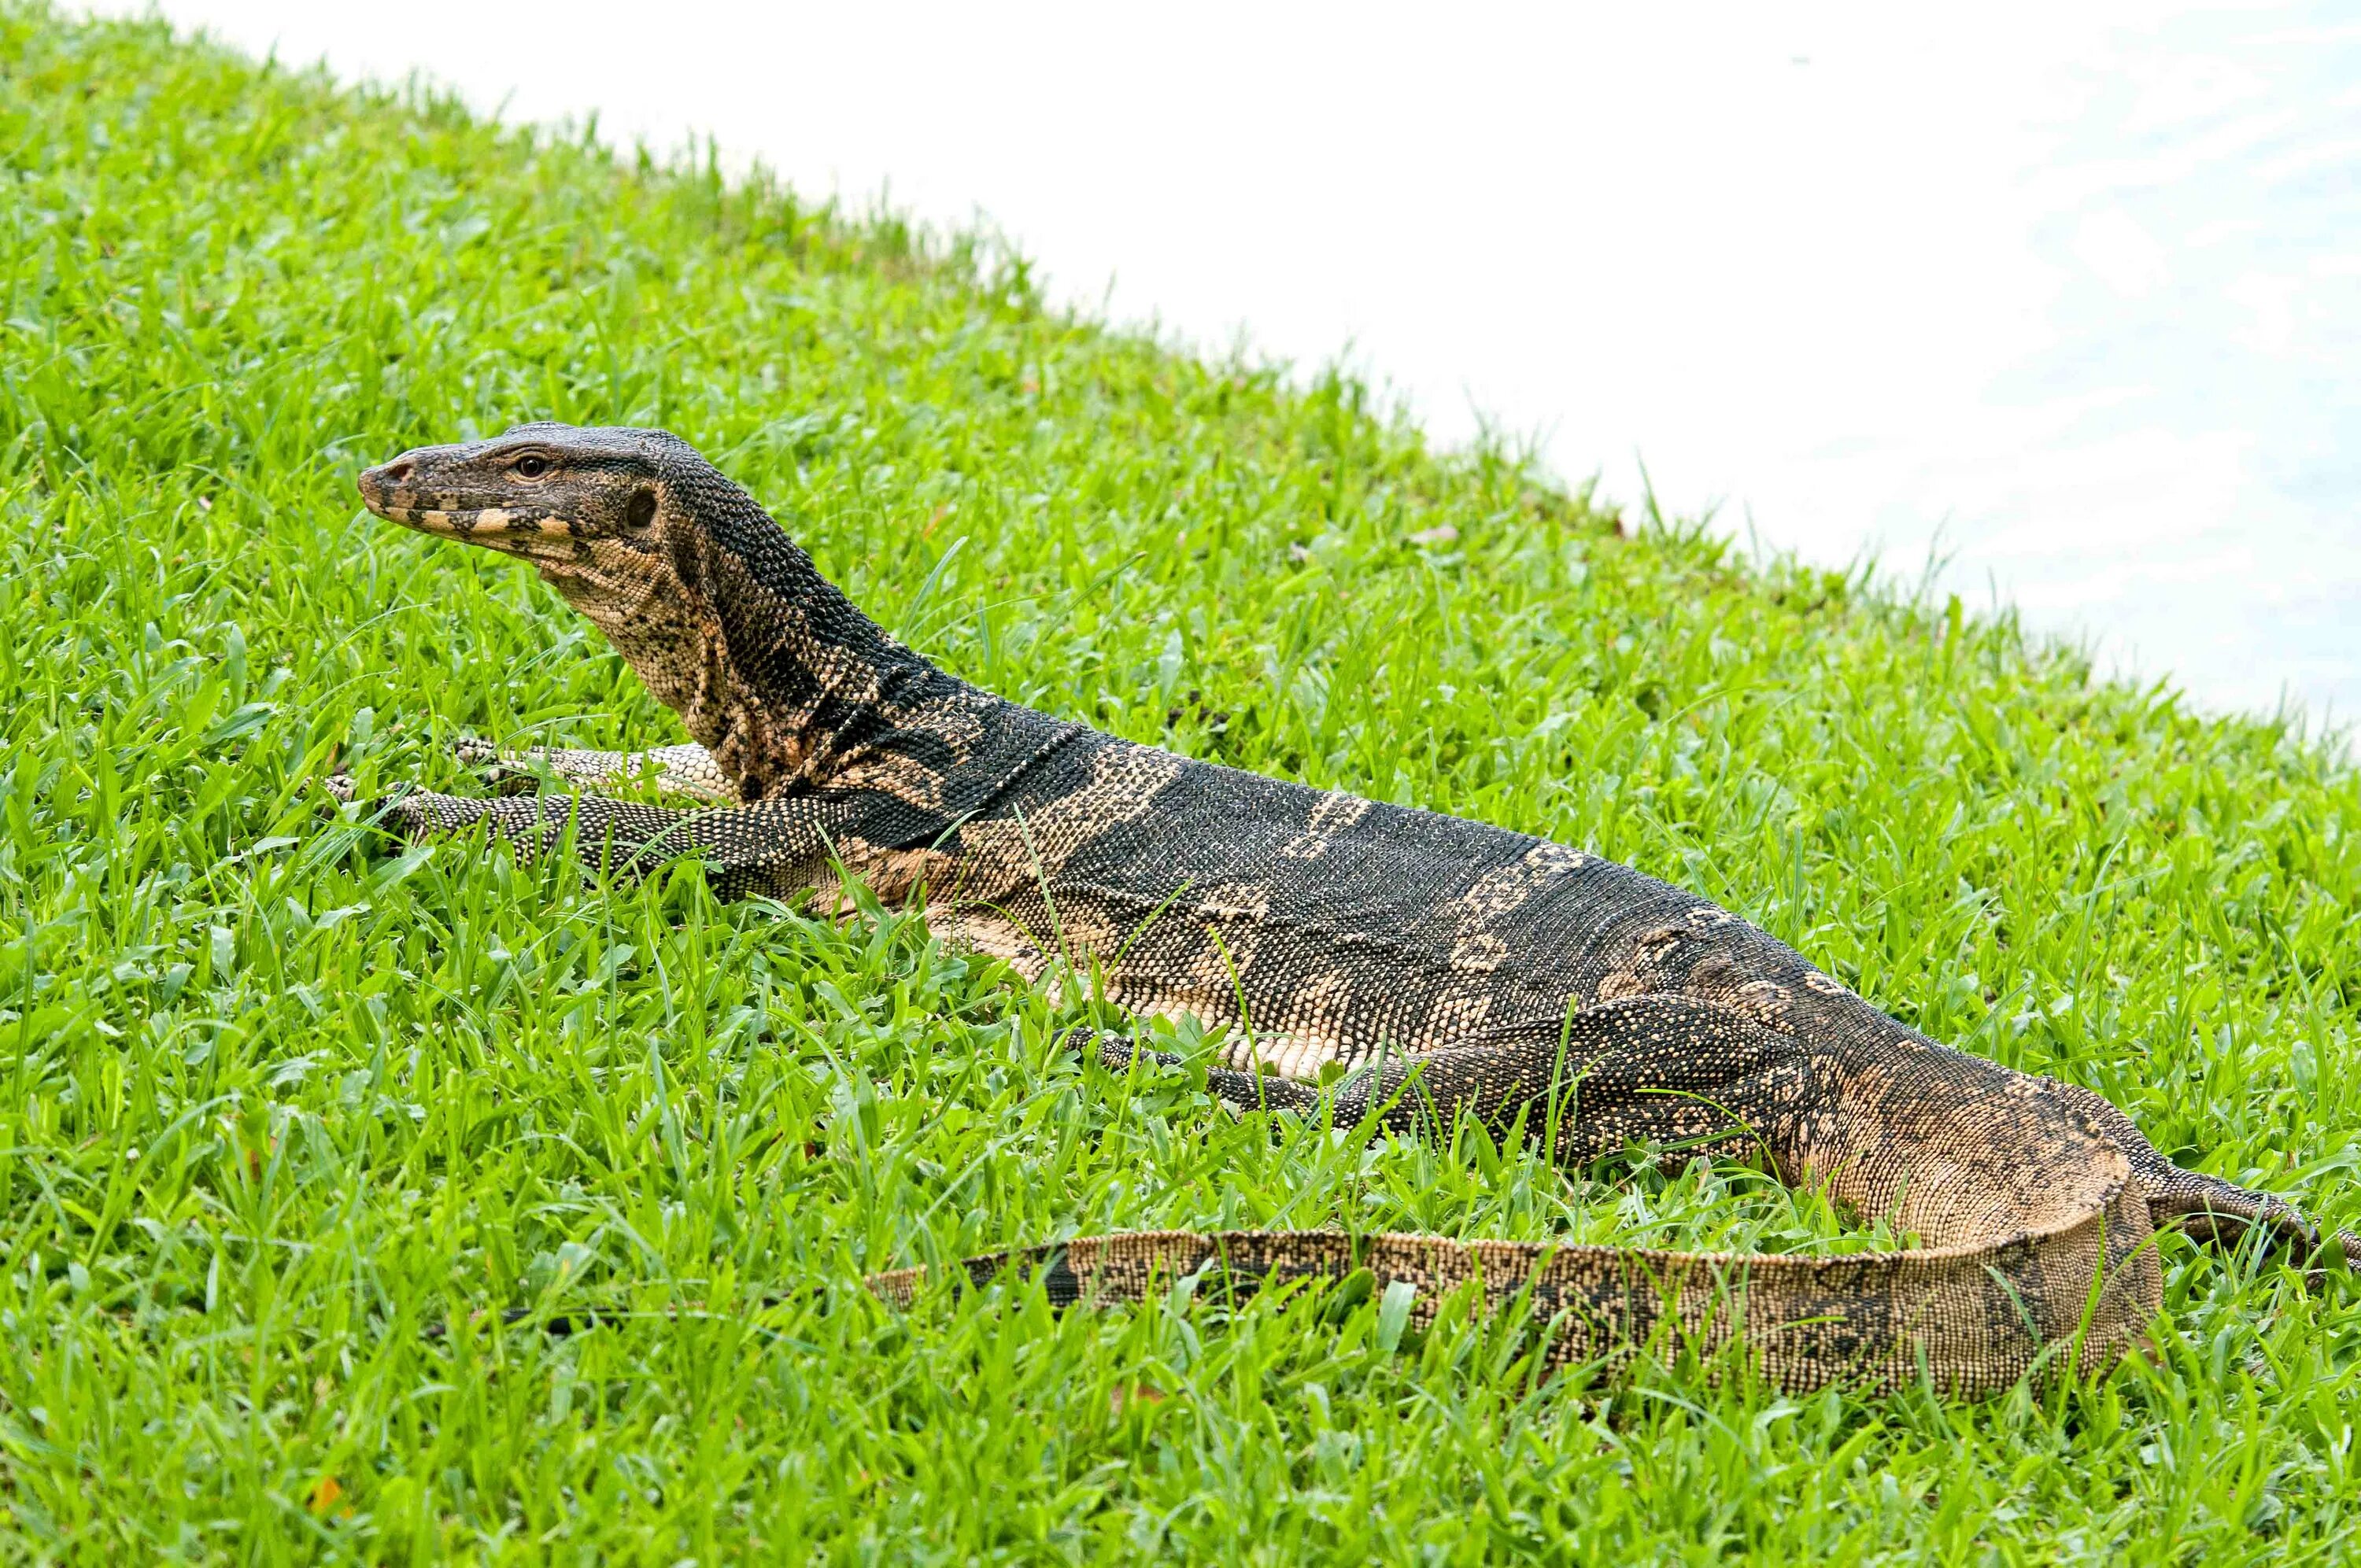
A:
84;2;2361;725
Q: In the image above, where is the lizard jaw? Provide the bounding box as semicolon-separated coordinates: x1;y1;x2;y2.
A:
367;499;584;559
379;504;557;539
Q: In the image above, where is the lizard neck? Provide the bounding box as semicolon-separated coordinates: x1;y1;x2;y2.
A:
553;481;937;802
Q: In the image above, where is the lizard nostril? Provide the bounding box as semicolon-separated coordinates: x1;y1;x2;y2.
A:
384;460;413;485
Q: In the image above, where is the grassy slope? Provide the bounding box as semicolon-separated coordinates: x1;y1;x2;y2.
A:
0;9;2355;1561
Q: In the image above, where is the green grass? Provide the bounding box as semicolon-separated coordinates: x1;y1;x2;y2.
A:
0;7;2356;1561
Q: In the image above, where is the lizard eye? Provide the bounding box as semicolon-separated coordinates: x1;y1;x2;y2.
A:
513;454;550;479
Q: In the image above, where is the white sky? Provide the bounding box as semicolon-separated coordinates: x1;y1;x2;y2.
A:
81;2;2361;727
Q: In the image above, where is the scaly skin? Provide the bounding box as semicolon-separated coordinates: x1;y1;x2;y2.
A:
346;423;2352;1396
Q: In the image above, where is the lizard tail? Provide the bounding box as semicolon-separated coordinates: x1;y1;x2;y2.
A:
2041;1079;2356;1273
861;1205;2154;1400
864;1035;2172;1398
864;1024;2348;1397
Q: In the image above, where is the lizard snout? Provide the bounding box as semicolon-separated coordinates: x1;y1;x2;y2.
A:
357;458;414;516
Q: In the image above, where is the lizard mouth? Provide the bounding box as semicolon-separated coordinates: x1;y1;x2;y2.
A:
375;504;562;542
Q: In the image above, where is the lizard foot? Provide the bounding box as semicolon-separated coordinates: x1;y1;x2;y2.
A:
1061;1026;1200;1076
449;735;561;797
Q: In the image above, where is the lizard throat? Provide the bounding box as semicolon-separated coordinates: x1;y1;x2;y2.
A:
552;536;933;801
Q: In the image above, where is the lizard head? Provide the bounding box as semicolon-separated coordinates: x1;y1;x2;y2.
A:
357;422;691;585
359;423;924;793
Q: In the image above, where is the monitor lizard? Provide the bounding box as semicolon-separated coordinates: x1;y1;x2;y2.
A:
343;423;2352;1396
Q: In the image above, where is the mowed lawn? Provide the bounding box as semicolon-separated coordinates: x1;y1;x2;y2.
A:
2;8;2356;1562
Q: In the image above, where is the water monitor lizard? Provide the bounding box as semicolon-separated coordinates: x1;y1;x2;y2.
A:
344;423;2352;1396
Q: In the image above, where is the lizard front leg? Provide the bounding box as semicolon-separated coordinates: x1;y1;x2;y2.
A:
330;780;853;898
451;736;737;802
